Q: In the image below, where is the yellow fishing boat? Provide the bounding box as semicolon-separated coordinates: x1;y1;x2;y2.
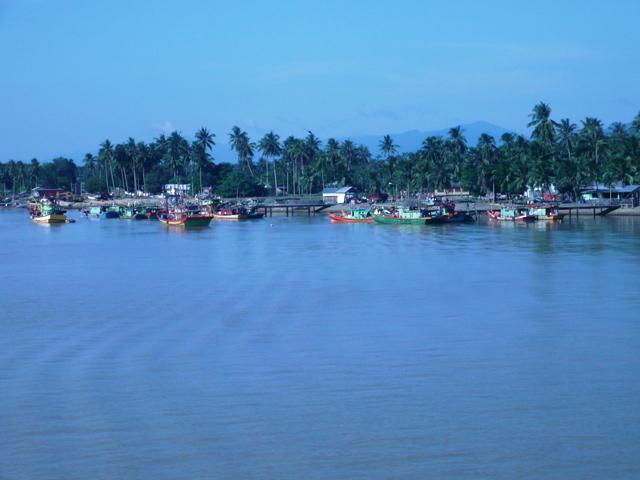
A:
28;199;68;224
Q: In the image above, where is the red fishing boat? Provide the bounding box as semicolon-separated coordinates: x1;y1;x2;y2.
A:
157;195;213;227
328;208;373;223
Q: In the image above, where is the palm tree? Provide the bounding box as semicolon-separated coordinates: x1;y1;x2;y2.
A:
164;131;189;183
194;127;215;193
528;102;556;145
324;138;340;183
305;131;322;192
114;143;130;191
379;134;398;160
580;117;606;183
229;126;254;177
258;131;282;195
98;140;115;193
447;126;467;183
82;153;98;190
557;119;577;163
631;111;640;136
476;133;496;197
136;142;149;192
339;140;357;185
29;158;40;188
125;137;139;193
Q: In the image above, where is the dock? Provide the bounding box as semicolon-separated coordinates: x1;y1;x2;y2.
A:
557;204;621;217
253;202;330;217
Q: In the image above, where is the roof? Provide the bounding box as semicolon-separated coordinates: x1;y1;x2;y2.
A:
322;186;355;194
581;182;640;193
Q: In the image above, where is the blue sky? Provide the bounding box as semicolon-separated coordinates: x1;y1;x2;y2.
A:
1;0;639;161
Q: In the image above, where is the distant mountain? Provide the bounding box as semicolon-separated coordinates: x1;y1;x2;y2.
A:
68;121;517;165
335;121;516;156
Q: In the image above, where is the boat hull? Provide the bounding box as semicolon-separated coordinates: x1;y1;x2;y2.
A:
158;214;213;227
31;213;67;224
422;213;473;224
372;215;428;225
439;212;475;224
536;214;565;221
213;214;248;220
328;213;373;223
487;211;536;222
100;211;120;219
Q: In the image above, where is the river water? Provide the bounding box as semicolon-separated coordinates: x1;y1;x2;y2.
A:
1;209;639;479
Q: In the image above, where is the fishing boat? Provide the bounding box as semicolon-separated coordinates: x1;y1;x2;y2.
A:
328;208;373;223
528;205;565;221
140;206;160;220
426;208;475;224
212;204;264;220
213;205;249;220
429;202;475;224
246;209;265;219
28;199;68;224
158;209;213;227
157;195;213;227
372;207;431;225
487;207;536;222
86;205;120;219
120;206;147;220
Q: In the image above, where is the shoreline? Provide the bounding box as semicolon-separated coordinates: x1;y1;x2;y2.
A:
4;197;640;216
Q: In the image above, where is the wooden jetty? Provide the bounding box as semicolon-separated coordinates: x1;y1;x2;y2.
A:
557;203;621;217
252;202;330;217
455;201;621;217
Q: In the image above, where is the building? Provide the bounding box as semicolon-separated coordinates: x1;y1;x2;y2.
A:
525;184;557;201
31;187;65;199
322;186;357;204
164;184;191;196
580;182;640;206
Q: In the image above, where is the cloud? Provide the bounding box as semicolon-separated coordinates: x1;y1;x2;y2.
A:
153;121;174;134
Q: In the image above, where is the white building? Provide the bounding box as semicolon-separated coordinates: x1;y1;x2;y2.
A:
322;186;357;204
164;184;191;195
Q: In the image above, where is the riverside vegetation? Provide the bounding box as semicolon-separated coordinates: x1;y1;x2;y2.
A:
2;103;640;200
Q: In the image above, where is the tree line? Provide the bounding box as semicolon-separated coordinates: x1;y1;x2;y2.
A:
2;103;640;200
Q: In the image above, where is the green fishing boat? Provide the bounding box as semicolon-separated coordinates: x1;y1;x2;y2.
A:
372;207;430;225
120;206;147;220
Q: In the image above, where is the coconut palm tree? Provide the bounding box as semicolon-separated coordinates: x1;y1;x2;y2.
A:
557;119;577;162
194;127;215;192
579;117;606;183
29;158;40;188
324;138;340;183
446;126;467;183
631;112;640;136
528;101;556;145
229;126;254;177
339;140;357;185
125;137;139;193
305;131;322;191
379;134;398;160
164;131;190;184
98;140;115;193
476;133;496;196
258;131;282;195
